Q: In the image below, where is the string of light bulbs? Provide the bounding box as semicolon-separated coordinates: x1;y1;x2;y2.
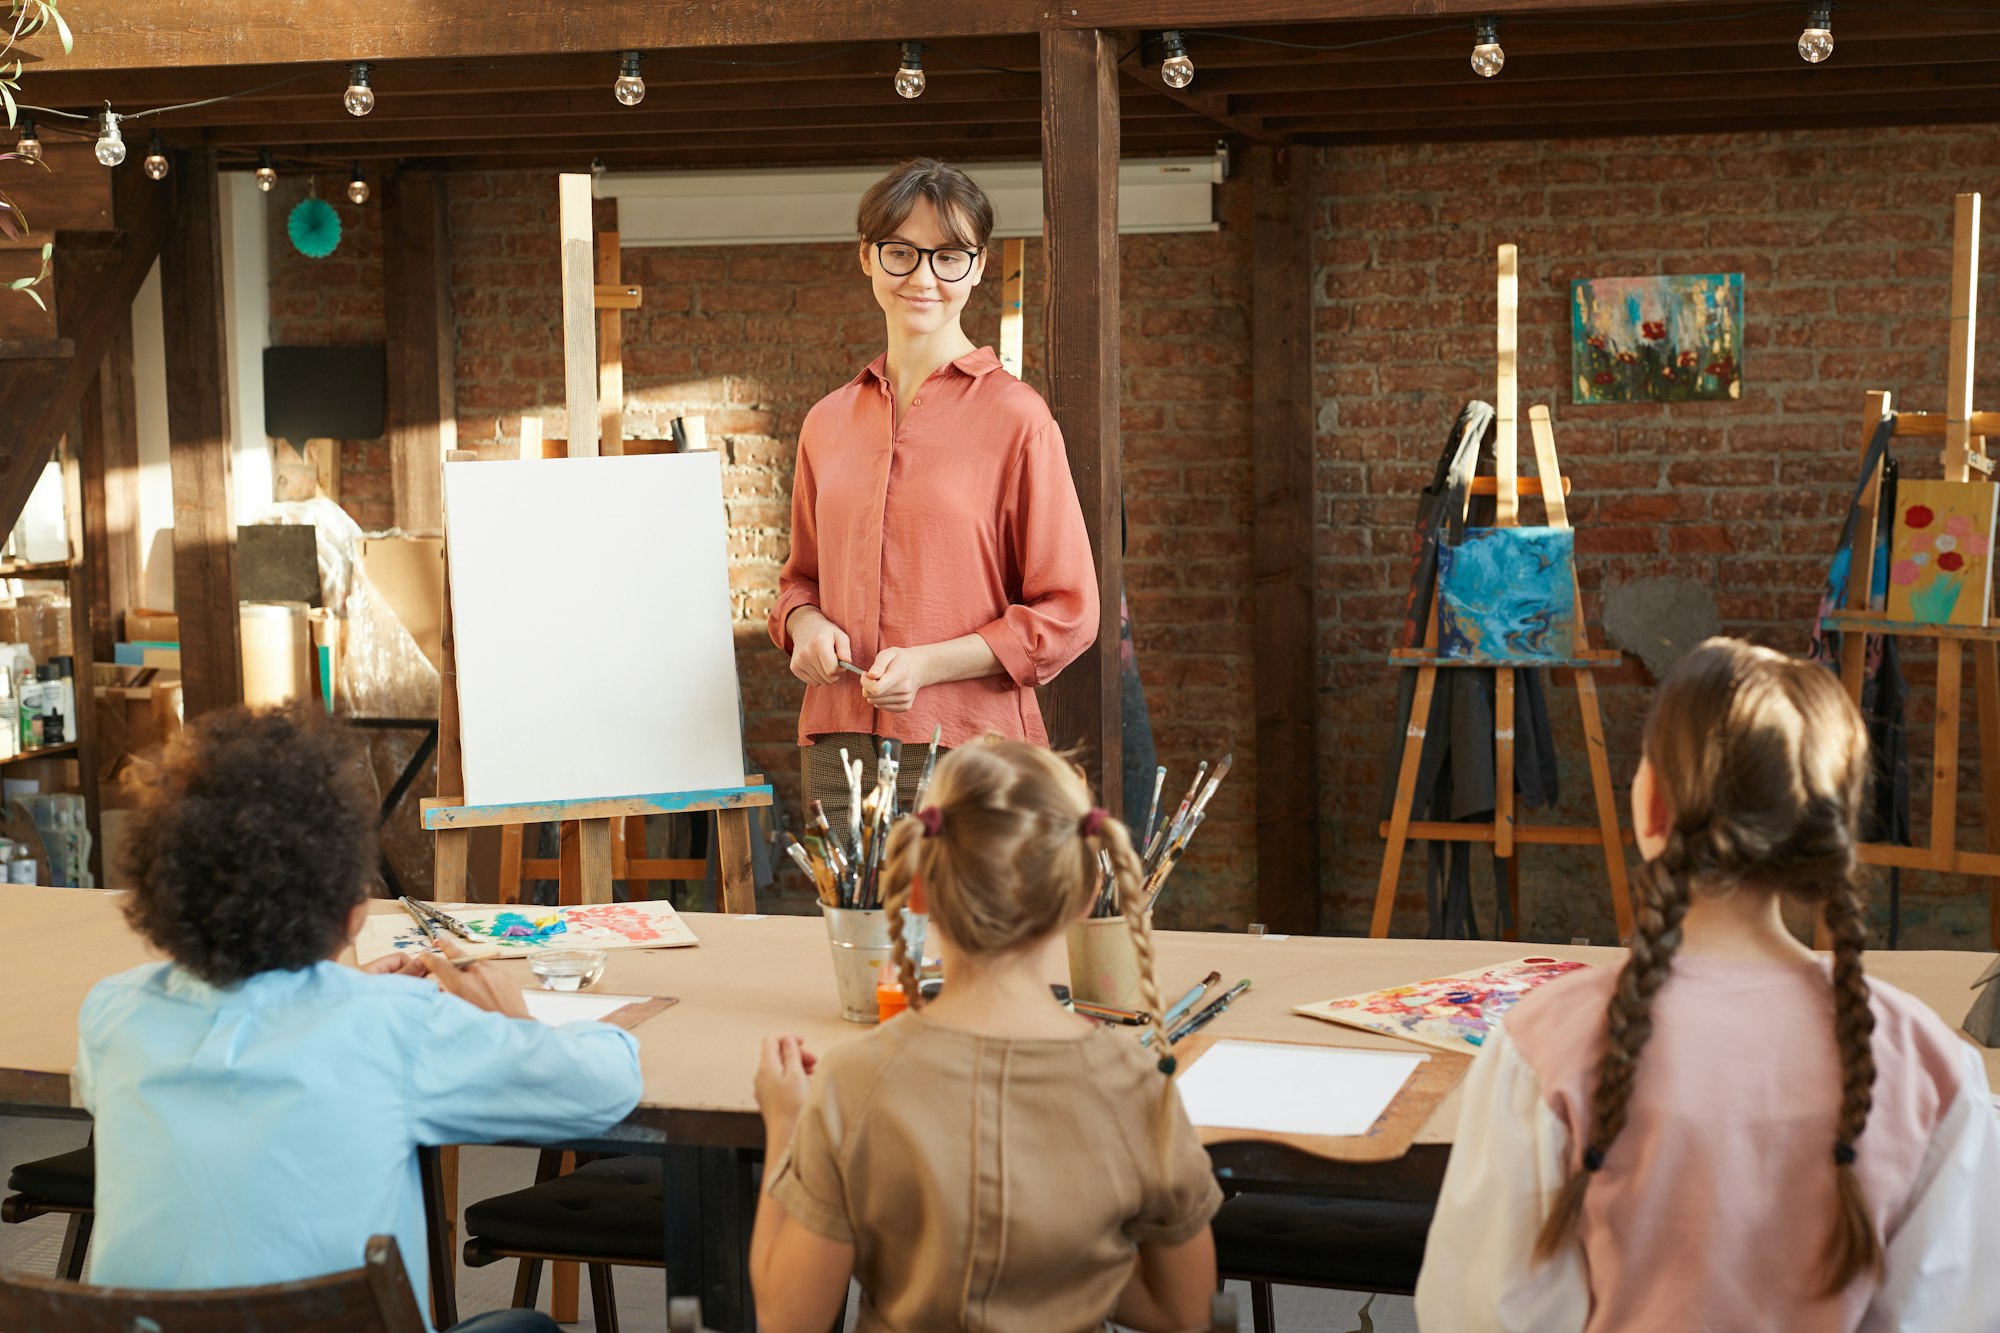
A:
14;3;2000;182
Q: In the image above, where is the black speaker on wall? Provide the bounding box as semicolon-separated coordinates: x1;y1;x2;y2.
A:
263;345;387;441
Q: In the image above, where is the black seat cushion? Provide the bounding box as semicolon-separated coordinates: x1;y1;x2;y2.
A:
1212;1193;1433;1292
5;1147;95;1209
464;1155;665;1263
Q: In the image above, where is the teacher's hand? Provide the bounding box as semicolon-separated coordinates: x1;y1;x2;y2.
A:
863;645;928;713
787;608;852;687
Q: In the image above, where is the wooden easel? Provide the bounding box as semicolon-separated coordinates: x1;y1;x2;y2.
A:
422;174;772;1324
1819;192;2000;951
1372;244;1634;943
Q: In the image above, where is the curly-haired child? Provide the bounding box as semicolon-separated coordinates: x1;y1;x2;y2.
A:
75;706;643;1332
748;739;1221;1333
1416;639;2000;1331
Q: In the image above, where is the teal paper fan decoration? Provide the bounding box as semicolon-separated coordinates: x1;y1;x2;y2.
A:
288;196;342;258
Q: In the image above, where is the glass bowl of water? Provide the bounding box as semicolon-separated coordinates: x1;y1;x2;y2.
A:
529;949;608;992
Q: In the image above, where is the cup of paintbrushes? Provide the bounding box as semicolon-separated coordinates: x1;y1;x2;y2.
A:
822;904;928;1023
1065;912;1153;1014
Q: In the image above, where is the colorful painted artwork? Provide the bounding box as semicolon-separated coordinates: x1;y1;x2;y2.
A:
1435;527;1578;662
355;898;700;966
1887;480;1998;627
1571;273;1743;404
1293;957;1590;1055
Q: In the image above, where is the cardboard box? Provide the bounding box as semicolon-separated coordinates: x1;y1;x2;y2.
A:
357;536;445;672
125;608;180;643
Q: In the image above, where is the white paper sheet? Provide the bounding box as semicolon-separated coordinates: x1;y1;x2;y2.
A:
520;991;652;1027
443;453;746;806
1175;1040;1429;1138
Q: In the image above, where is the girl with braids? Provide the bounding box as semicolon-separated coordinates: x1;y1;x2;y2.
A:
1415;639;2000;1332
747;739;1221;1333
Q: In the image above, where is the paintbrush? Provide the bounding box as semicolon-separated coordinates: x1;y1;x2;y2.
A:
843;748;863;850
1142;765;1167;851
1187;754;1233;826
1148;762;1207;870
406;897;476;942
810;801;851;884
913;725;942;809
783;834;836;906
399;897;438;941
1143;812;1204;911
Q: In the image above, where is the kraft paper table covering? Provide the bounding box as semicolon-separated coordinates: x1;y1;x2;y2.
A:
1;888;1995;1151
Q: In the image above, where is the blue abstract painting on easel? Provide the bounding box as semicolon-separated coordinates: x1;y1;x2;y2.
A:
1436;528;1578;662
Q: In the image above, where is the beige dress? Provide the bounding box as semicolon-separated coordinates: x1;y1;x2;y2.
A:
768;1008;1223;1333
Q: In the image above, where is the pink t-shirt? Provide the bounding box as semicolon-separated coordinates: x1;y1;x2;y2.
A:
1505;955;1974;1332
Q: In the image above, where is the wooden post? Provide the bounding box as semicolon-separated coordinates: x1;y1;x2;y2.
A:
1039;26;1122;816
558;174;600;458
596;228;625;455
383;171;457;533
433;451;475;903
60;425;104;884
78;321;142;662
161;149;243;717
1248;145;1320;936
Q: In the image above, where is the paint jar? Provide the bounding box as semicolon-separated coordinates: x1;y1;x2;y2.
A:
1066;913;1152;1013
822;905;926;1024
7;859;36;885
529;949;608;992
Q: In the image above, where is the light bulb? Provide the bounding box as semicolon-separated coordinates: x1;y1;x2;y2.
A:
1159;31;1194;90
614;50;645;106
143;134;169;180
895;42;926;99
347;166;369;205
14;116;39;164
1470;17;1504;78
94;112;126;166
256;149;277;193
344;61;375;116
1799;4;1834;63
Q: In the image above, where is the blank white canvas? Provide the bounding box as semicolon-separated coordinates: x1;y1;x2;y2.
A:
1176;1041;1429;1138
444;452;745;806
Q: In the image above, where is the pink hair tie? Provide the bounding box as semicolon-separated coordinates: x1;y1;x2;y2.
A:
1081;807;1108;838
916;807;944;838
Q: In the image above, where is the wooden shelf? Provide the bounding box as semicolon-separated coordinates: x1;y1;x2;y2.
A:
0;742;78;768
0;560;72;580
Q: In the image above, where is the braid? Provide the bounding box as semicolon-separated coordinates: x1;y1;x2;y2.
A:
1103;818;1171;1070
882;817;926;1012
1820;875;1882;1294
1534;849;1692;1263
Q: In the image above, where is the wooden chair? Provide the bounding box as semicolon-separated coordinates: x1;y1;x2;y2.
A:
0;1232;427;1332
2;1141;95;1281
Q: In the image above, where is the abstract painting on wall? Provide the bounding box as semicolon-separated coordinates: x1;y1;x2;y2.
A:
1887;479;1997;627
1571;273;1744;404
1435;527;1578;662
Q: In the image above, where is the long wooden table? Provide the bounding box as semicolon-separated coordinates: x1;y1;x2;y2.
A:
3;887;1995;1330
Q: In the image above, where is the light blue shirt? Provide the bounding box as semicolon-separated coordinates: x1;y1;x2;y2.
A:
75;960;643;1324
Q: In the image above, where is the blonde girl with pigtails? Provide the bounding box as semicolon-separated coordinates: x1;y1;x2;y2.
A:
1416;639;2000;1333
749;739;1221;1333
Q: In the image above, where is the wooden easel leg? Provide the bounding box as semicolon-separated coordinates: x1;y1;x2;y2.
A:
1573;670;1634;942
1503;852;1521;943
579;819;613;905
498;824;523;906
558;820;581;907
1373;667;1439;938
1975;641;2000;951
716;809;757;914
1933;639;1965;877
434;828;470;903
1495;669;1516;861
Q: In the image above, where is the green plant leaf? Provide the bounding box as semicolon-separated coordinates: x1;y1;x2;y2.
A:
53;5;69;53
2;83;15;124
23;285;43;310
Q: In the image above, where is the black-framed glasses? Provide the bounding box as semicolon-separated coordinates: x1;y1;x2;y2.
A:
873;241;981;282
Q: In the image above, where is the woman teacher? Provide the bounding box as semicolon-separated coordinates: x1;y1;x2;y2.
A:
770;159;1097;820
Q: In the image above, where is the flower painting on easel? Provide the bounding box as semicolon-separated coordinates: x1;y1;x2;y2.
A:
1888;479;1998;628
1570;273;1744;404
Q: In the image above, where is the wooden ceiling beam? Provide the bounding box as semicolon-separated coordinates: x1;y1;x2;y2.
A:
347;134;1222;174
1061;0;2000;34
1281;86;2000;136
22;1;1049;72
1298;100;2000;146
1238;58;2000;119
1112;28;1285;145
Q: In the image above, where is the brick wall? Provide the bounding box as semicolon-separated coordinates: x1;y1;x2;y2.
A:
1318;126;2000;948
264;126;2000;945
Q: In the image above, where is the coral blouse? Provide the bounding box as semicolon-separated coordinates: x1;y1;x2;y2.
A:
770;347;1098;750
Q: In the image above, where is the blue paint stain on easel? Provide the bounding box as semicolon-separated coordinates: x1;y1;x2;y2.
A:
1436;528;1579;663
